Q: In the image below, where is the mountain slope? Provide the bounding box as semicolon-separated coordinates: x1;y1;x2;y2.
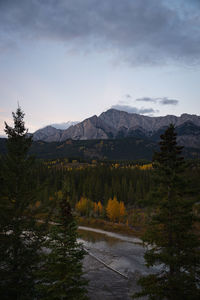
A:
60;115;116;141
1;136;200;160
99;109;200;133
33;126;62;142
32;109;200;149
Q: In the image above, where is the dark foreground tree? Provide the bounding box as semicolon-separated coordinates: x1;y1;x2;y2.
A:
37;191;88;300
0;106;45;299
133;124;200;300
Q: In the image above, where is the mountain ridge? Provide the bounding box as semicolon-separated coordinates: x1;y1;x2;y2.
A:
32;109;200;149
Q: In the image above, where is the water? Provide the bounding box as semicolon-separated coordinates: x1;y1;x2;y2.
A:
78;226;154;300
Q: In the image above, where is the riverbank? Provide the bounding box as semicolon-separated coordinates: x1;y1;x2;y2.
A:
80;225;149;300
36;214;146;238
77;217;145;238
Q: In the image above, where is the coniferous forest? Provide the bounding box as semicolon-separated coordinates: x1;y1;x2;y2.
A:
1;1;200;298
0;107;200;299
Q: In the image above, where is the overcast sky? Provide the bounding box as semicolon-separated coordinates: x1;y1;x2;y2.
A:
0;0;200;135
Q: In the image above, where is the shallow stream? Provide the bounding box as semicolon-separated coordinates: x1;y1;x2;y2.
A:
78;226;155;300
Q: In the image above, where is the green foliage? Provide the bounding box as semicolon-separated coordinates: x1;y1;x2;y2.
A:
133;124;200;300
63;165;152;207
0;107;45;299
23;156;200;214
28;137;156;160
0;107;88;299
37;192;88;300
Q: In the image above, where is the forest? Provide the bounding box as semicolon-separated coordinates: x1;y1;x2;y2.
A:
0;107;200;299
34;158;200;228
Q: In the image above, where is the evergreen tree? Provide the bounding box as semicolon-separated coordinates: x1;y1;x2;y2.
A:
37;191;88;300
0;106;45;299
133;124;200;300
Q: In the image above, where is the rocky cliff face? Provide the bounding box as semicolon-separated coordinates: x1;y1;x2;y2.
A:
33;109;200;148
60;115;116;141
33;126;62;142
99;109;200;132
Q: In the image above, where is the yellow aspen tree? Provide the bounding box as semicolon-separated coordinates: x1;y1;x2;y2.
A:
119;201;126;222
106;197;120;222
76;196;93;217
139;163;152;170
75;196;88;215
112;196;120;222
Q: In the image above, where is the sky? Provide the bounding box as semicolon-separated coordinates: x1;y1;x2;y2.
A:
0;0;200;135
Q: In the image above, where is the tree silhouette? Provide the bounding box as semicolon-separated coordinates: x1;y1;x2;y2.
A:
133;124;200;299
0;106;44;299
37;191;88;300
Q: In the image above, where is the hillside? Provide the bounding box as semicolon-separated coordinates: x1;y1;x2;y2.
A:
1;137;199;161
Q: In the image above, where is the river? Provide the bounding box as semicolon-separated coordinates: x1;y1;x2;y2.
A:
78;226;157;300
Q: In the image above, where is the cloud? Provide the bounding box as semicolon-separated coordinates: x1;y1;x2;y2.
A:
136;97;179;105
111;104;158;115
159;97;179;105
136;97;157;103
117;94;133;104
0;0;200;65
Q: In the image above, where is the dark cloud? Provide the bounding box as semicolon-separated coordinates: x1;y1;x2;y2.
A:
136;96;179;105
159;97;179;105
0;0;200;65
111;104;158;115
136;97;157;103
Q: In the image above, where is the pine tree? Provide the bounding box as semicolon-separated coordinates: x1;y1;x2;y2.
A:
37;191;88;300
133;124;200;300
0;106;45;299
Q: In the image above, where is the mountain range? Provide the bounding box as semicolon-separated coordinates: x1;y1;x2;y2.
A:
1;109;200;160
33;109;200;149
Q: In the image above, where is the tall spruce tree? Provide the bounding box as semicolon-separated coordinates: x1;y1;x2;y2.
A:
133;124;200;300
37;190;88;300
0;106;44;299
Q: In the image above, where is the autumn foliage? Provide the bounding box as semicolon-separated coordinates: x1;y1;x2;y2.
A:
75;196;93;217
76;196;104;218
106;196;126;223
76;196;126;222
93;201;103;216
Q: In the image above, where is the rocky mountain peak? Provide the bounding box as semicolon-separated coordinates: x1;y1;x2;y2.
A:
33;109;200;148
